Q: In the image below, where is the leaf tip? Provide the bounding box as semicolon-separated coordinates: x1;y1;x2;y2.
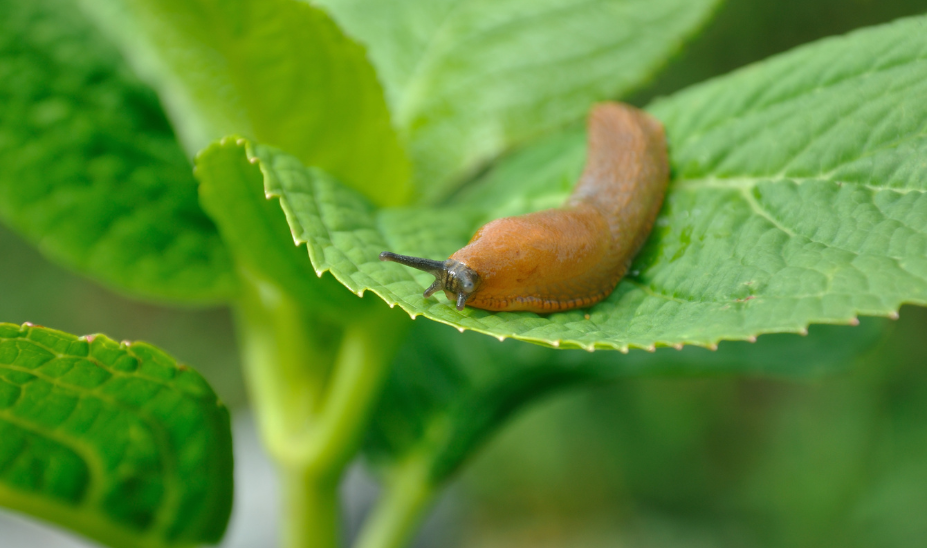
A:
889;310;900;320
849;317;860;326
497;335;506;342
619;346;629;354
551;340;560;348
747;335;757;343
673;343;683;351
457;327;465;333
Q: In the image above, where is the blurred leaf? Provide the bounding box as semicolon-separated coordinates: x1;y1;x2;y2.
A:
314;0;721;201
0;322;233;547
195;138;371;320
252;15;927;350
78;0;411;207
364;316;888;481
446;308;927;548
627;0;927;106
0;0;235;303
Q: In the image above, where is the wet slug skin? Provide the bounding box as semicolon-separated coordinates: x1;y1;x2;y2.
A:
381;102;669;313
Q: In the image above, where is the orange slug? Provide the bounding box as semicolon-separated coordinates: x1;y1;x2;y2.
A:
380;102;669;313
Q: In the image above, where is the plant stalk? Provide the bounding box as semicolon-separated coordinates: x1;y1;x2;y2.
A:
236;267;332;459
235;266;407;548
353;452;434;548
296;313;403;473
281;466;341;548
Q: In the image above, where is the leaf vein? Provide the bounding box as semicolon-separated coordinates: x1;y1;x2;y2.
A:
671;53;927;149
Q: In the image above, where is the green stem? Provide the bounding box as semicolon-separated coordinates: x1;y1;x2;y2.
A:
235;267;331;459
297;313;403;473
353;452;435;548
281;466;340;548
235;266;407;548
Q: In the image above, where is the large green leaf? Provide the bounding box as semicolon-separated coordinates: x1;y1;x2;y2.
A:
313;0;721;201
0;322;233;548
78;0;411;207
0;0;234;303
243;14;927;350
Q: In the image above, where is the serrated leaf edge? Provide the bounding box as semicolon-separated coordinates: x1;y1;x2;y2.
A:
224;138;904;352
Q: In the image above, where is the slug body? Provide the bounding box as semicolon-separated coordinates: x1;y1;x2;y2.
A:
381;102;669;313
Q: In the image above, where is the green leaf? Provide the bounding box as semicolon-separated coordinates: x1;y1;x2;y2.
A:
0;0;235;303
78;0;411;207
365;316;888;481
314;0;721;201
195;138;372;321
253;14;927;350
0;322;233;548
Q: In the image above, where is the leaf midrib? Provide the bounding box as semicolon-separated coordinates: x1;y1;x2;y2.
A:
392;0;470;125
0;480;190;548
0;359;184;536
674;176;927;194
0;405;107;503
1;334;190;538
394;0;612;125
673;177;927;263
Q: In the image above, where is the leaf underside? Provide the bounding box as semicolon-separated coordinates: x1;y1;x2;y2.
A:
315;0;722;201
0;0;235;303
247;14;927;351
0;322;233;548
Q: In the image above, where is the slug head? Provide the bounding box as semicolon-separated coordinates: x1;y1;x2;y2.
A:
379;251;481;311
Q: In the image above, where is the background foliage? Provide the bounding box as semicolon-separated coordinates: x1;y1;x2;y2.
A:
1;0;926;547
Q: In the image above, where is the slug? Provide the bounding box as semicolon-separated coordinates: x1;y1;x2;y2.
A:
380;102;669;313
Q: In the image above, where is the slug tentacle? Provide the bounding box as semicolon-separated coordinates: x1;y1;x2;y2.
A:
379;102;668;313
379;251;481;311
423;279;443;299
378;251;444;274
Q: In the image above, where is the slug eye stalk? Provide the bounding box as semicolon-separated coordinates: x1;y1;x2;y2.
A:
379;251;480;311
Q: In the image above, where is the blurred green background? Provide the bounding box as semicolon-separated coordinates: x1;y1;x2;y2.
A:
2;0;926;546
